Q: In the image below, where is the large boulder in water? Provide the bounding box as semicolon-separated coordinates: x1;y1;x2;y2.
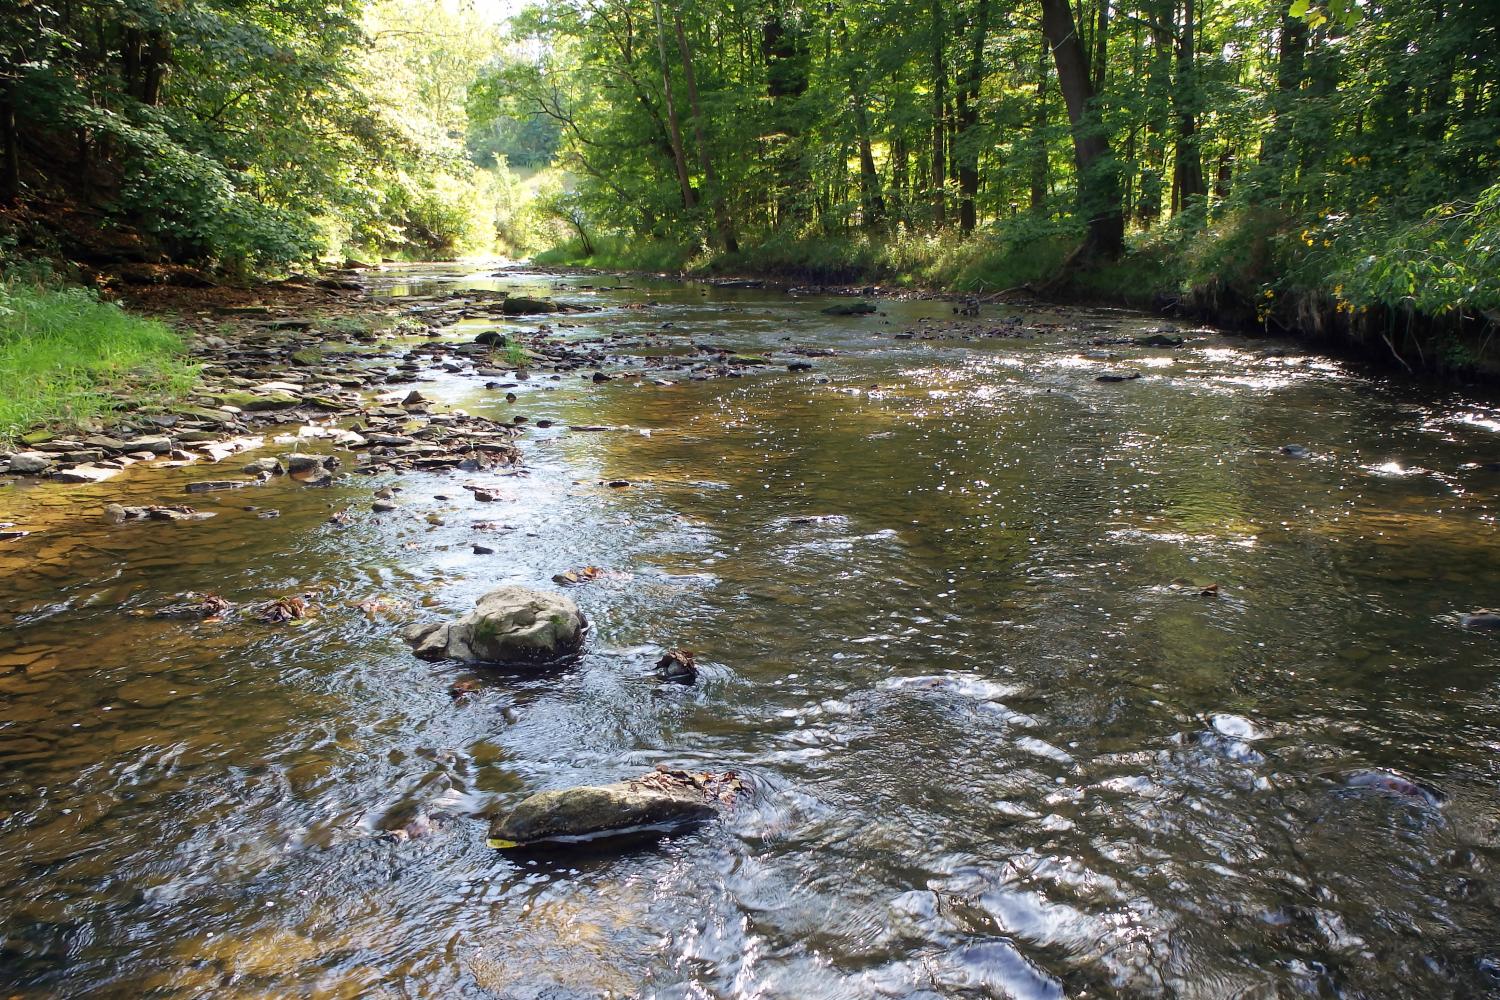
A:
487;767;742;849
404;586;585;664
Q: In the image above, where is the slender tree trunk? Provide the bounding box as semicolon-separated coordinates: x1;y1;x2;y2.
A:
1040;0;1123;256
853;93;884;227
957;0;990;234
931;0;946;227
1092;0;1109;94
1260;7;1306;169
673;13;736;251
1171;0;1205;212
1031;34;1049;209
1;81;19;204
651;0;695;211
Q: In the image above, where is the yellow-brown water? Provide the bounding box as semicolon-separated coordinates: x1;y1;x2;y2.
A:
3;265;1500;997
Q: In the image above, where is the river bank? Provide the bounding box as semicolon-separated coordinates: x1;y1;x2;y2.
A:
4;263;1500;997
537;225;1500;384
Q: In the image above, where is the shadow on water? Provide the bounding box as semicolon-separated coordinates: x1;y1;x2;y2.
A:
3;262;1500;997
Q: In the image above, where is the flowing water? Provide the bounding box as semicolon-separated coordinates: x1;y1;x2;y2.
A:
3;265;1500;999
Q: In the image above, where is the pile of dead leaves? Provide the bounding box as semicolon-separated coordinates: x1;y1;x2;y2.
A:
552;566;605;585
257;594;315;623
631;765;744;807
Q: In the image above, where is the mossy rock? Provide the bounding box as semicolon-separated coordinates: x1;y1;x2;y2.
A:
289;348;325;366
210;391;300;411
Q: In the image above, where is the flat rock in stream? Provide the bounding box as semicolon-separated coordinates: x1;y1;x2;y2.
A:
403;585;585;664
502;296;561;315
487;767;740;848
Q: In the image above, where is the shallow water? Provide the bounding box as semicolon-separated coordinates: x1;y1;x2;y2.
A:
3;264;1500;998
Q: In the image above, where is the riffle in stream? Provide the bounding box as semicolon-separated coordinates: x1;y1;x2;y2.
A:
2;264;1500;998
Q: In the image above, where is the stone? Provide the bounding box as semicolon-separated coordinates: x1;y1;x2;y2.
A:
6;452;54;474
243;457;285;476
285;454;336;475
210;390;300;411
185;479;255;493
1095;370;1142;382
502;295;560;315
656;649;697;684
486;768;740;848
104;503;214;523
475;331;507;347
372;500;399;513
1280;444;1311;458
50;465;120;484
821;301;878;316
132;436;174;454
403;586;585;665
1460;611;1500;630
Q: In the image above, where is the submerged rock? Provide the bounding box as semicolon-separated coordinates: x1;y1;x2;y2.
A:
487;767;741;848
1280;444;1311;458
1460;610;1500;630
403;585;585;664
1095;369;1142;382
104;503;214;523
821;301;878;316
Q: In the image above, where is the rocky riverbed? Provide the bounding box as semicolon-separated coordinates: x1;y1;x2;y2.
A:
3;262;1500;998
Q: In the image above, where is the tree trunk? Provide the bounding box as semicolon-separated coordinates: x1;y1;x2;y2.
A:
1171;0;1205;212
957;0;990;234
1031;34;1049;209
651;0;696;211
853;93;885;227
673;13;736;251
1260;7;1306;168
931;0;946;227
1;81;18;205
1039;0;1123;256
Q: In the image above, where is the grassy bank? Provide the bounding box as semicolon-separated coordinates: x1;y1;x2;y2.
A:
0;276;198;444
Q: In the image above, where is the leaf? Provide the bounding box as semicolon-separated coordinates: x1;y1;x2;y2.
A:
1288;0;1310;16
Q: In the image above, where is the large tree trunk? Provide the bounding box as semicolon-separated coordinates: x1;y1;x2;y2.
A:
651;0;696;211
673;13;737;251
930;0;946;227
956;0;990;234
1039;0;1123;256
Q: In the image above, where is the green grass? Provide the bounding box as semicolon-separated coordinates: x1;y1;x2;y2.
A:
0;276;198;443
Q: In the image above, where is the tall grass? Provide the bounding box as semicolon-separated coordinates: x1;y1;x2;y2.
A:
0;275;198;443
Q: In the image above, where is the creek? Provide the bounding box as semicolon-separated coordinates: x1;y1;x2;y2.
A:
2;264;1499;998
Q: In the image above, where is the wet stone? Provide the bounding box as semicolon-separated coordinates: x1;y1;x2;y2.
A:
403;585;584;665
487;768;739;848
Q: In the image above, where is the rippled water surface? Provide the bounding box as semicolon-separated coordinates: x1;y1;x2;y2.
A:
4;265;1500;998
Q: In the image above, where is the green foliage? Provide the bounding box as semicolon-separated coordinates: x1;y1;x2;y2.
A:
0;275;198;442
1287;185;1500;318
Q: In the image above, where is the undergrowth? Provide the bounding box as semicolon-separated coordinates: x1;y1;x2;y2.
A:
0;272;198;443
